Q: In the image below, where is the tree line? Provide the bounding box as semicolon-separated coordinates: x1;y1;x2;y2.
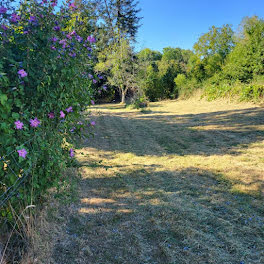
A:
79;0;264;103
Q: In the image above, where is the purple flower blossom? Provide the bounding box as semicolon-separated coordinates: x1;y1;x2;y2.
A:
14;120;24;130
0;6;7;14
10;13;21;23
30;117;41;128
66;106;73;113
88;74;93;79
69;52;76;57
77;121;83;125
51;37;58;42
18;69;28;78
87;35;96;43
51;46;56;50
17;148;28;159
76;35;83;42
23;30;29;34
91;100;95;105
98;74;103;80
69;148;75;157
60;111;65;118
66;33;72;40
53;26;60;31
29;16;37;23
93;79;97;84
103;85;107;91
90;121;96;126
1;24;8;30
70;127;76;133
48;112;55;119
69;2;77;9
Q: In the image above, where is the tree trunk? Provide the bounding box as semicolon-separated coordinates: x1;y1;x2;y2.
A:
121;90;125;104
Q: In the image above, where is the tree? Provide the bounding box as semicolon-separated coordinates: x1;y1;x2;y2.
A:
95;38;137;103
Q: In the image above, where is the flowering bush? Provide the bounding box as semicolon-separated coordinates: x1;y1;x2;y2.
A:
0;0;100;214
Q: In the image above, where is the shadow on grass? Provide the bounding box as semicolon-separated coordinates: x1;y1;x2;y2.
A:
53;167;264;264
81;106;264;157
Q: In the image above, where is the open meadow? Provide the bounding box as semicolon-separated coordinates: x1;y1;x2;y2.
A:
33;99;264;264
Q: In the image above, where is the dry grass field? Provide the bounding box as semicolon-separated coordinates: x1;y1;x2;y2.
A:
30;99;264;264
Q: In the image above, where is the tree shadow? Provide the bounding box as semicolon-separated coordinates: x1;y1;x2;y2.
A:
81;106;264;157
53;167;264;264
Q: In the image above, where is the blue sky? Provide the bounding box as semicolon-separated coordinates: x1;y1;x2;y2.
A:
135;0;264;52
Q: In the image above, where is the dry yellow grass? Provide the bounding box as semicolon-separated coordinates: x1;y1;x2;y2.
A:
26;98;264;263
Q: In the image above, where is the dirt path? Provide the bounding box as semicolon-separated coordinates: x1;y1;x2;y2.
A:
35;99;264;264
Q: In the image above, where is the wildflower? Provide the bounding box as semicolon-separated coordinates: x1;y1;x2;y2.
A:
51;37;58;42
30;117;41;128
48;112;55;119
66;106;73;113
76;35;83;42
90;121;96;126
18;69;28;78
69;52;76;57
53;25;60;31
23;30;29;34
87;35;96;43
92;79;97;84
66;33;72;39
69;2;77;9
14;120;24;130
10;13;21;23
98;74;103;80
88;74;93;79
91;100;95;105
77;121;83;125
69;148;75;157
29;16;37;23
103;85;107;91
17;148;28;158
51;46;56;50
1;24;8;30
70;127;76;133
0;6;7;14
60;111;65;118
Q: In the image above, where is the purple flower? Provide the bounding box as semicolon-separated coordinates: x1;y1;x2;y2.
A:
66;33;72;40
30;117;41;128
69;148;75;157
17;148;28;159
103;85;107;91
14;120;24;130
93;79;97;84
10;13;21;23
87;35;96;43
0;6;7;14
60;111;65;118
88;74;93;79
98;74;103;80
91;100;95;105
66;106;73;113
69;30;76;36
18;69;27;78
77;121;83;125
1;24;8;30
51;37;58;42
76;35;83;42
69;52;76;57
69;2;77;9
29;16;37;23
53;26;60;31
90;121;96;126
48;112;55;119
23;30;29;35
70;127;76;133
51;46;56;50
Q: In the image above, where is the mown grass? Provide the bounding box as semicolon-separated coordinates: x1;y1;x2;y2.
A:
27;98;264;263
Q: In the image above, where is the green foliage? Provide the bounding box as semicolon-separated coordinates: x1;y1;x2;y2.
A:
0;0;97;218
